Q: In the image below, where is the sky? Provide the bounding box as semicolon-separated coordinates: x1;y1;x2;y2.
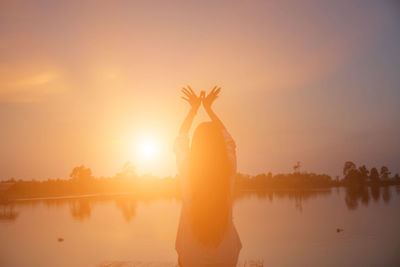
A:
1;0;399;180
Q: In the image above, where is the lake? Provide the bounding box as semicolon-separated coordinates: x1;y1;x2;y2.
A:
1;186;400;267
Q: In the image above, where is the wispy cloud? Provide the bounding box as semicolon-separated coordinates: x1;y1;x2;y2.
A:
0;69;64;103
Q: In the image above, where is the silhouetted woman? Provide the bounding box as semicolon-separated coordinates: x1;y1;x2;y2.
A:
174;86;242;267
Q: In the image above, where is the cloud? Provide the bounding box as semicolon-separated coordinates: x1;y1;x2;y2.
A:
0;68;64;103
7;72;58;87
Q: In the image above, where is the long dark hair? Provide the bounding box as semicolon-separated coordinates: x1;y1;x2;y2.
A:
188;121;231;247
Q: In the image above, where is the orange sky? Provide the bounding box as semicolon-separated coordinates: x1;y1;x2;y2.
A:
1;0;399;180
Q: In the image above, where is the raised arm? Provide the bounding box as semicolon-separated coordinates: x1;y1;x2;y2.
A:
203;86;237;183
202;86;225;129
179;86;201;134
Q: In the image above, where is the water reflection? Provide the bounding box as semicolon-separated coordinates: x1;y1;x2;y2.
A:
235;189;332;212
344;185;393;210
0;203;18;221
68;196;138;222
1;187;399;223
371;185;381;202
70;199;92;221
0;195;174;223
382;186;391;203
114;195;137;222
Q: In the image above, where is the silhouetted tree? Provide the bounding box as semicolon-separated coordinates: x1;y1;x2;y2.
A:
70;165;94;181
343;161;362;185
370;167;380;183
380;166;391;180
293;161;301;173
358;165;369;183
343;161;357;177
116;161;138;180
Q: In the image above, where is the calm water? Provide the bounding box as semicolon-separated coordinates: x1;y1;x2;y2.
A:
1;187;400;267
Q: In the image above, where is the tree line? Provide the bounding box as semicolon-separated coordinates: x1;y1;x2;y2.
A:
1;161;399;199
342;161;399;186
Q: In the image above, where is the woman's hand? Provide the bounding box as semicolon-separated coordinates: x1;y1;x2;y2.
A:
202;86;225;129
178;86;201;134
181;86;201;112
202;86;221;111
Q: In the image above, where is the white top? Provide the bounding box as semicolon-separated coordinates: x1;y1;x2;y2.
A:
174;129;242;266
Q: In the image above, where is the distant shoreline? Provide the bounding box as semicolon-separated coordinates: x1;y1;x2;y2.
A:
2;164;399;201
4;186;399;202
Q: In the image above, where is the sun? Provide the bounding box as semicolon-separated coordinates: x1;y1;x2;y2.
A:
132;132;164;174
137;138;158;160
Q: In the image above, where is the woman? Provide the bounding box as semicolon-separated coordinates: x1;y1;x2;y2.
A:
174;86;242;267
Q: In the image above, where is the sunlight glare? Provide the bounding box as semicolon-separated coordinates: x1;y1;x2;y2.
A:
138;138;158;160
